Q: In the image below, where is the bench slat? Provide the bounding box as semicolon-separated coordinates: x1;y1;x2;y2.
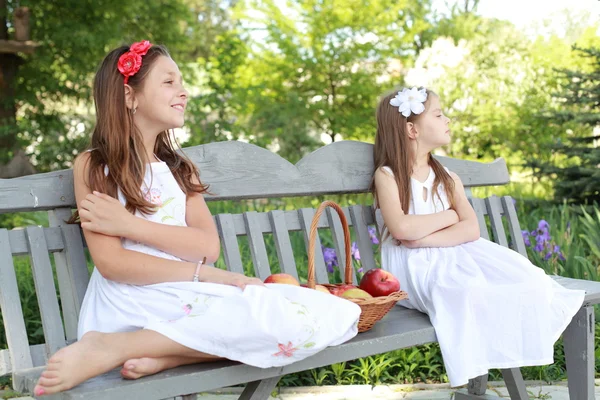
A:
326;207;353;284
0;142;511;212
25;226;66;356
14;307;436;399
8;227;65;256
350;205;376;274
501;196;528;257
61;225;90;315
298;208;329;284
0;229;33;374
243;212;272;280
0;343;48;376
268;210;298;280
230;213;271;235
215;214;244;274
485;196;508;247
552;276;600;306
469;198;490;240
59;224;91;340
48;209;80;341
223;209;373;236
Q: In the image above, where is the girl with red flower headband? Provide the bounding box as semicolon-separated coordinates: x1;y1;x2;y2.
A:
32;41;360;396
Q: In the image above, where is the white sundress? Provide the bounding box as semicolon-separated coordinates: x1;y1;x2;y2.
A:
77;160;361;368
376;166;585;387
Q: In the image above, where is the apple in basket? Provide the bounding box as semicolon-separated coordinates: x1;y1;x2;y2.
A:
300;283;331;294
328;284;355;296
359;268;400;297
340;287;373;300
264;273;300;286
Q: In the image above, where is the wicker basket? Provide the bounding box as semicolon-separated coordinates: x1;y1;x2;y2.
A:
306;200;408;332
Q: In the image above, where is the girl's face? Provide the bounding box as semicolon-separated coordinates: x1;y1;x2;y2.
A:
134;56;189;134
412;95;451;151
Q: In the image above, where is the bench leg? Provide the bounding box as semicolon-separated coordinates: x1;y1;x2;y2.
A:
468;374;488;395
455;374;493;400
500;368;528;400
564;306;595;400
238;376;281;400
456;369;527;400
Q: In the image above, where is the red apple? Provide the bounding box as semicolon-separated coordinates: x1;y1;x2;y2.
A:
340;287;373;300
359;268;400;297
328;284;356;296
301;283;330;294
264;273;300;286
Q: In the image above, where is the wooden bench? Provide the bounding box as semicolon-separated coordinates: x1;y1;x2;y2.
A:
1;140;599;400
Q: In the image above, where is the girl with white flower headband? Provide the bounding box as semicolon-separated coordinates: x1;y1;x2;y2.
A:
371;87;584;388
33;41;360;396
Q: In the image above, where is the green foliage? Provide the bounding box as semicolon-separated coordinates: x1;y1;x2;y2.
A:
527;46;600;205
185;0;439;161
4;0;195;171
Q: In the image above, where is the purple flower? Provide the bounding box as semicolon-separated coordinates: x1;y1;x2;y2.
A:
322;246;338;273
521;230;531;247
536;232;551;245
351;242;361;261
553;245;566;261
368;226;380;245
357;267;364;273
534;243;544;252
544;251;553;261
537;219;550;233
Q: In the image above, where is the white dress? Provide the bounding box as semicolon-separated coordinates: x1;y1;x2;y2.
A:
78;161;361;368
377;166;584;387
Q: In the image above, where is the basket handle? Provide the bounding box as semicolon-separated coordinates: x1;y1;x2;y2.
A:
307;201;353;288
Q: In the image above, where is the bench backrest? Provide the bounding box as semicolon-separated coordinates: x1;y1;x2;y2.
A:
0;140;525;377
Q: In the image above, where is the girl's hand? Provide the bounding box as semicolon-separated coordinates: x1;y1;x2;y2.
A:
226;274;265;290
79;191;135;237
196;266;265;289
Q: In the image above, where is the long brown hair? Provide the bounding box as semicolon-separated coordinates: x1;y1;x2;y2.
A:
70;43;208;222
371;88;456;237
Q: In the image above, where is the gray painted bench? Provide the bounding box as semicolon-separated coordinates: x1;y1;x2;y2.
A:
1;140;599;400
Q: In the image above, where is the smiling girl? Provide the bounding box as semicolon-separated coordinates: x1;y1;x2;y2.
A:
33;41;360;396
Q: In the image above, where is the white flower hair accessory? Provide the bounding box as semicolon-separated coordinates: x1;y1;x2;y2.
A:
389;87;428;118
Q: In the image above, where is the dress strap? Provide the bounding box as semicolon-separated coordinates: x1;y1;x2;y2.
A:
381;166;394;177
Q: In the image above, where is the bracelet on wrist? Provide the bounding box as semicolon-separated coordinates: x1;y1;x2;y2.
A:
192;257;207;282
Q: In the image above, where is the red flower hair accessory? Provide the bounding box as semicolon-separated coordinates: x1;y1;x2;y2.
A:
117;40;152;84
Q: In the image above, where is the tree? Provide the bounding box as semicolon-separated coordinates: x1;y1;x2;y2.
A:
186;0;437;162
0;0;198;177
404;18;600;173
529;46;600;204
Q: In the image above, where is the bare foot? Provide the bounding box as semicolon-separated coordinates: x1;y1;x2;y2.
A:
120;355;223;380
120;357;170;380
33;332;119;396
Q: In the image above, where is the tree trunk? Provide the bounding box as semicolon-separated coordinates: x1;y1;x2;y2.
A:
0;0;34;178
0;149;35;178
